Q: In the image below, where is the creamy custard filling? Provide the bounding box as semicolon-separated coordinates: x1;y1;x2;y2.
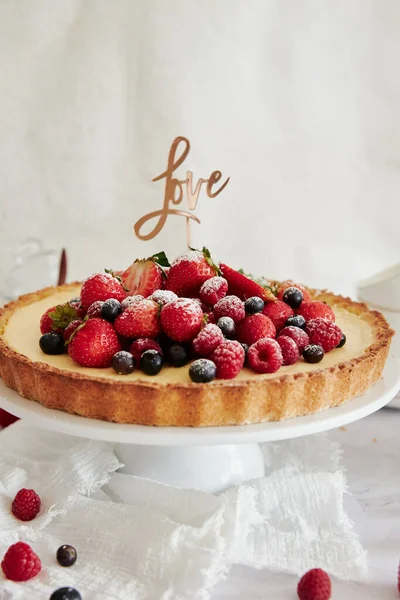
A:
3;287;374;384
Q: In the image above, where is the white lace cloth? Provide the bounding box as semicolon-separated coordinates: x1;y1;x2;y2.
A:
0;421;367;600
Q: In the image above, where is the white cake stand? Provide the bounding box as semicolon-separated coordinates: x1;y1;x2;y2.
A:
1;354;399;493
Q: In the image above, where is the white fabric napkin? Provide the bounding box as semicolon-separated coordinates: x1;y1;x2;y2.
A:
0;421;367;600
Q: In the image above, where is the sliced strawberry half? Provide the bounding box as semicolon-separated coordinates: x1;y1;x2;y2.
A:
219;264;276;302
121;251;170;298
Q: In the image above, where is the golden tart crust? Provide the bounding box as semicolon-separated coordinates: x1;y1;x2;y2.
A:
0;283;394;427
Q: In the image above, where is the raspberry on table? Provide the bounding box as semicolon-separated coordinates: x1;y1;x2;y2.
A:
278;326;310;352
297;568;332;600
297;301;335;323
236;314;276;346
277;335;300;366
305;318;343;352
1;542;41;582
129;338;163;366
263;300;294;332
212;340;245;379
213;295;245;323
11;488;41;521
200;276;228;306
193;324;224;357
248;338;283;373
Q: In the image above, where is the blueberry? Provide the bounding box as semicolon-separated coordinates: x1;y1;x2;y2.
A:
244;296;265;314
112;351;135;374
101;298;122;322
140;350;163;375
50;588;81;600
303;344;324;363
69;297;80;304
337;333;346;348
285;315;306;329
39;332;64;355
217;316;236;339
56;544;77;567
167;343;189;367
282;287;303;309
241;343;249;364
189;359;216;383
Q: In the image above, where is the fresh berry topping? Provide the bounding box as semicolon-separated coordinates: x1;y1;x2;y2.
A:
244;296;265;314
40;303;79;334
282;286;303;309
129;338;163;366
189;359;217;383
303;344;325;363
160;298;203;342
219;263;276;302
278;326;310;352
11;488;41;521
277;281;311;302
199;276;228;306
68;319;121;367
212;340;245;379
121;295;144;310
114;299;161;339
297;568;331;600
297;301;335;322
50;588;82;600
217;316;236;338
1;542;41;582
0;409;19;428
122;252;169;297
167;343;190;367
305;318;343;352
248;338;283;374
87;300;104;318
63;320;82;342
277;336;300;366
80;271;127;310
140;349;163;375
337;333;346;348
214;295;245;323
263;300;294;332
285;314;306;329
39;332;65;355
165;248;219;296
151;289;178;306
101;299;122;322
193;324;224;357
112;351;135;374
236;314;276;346
56;545;77;567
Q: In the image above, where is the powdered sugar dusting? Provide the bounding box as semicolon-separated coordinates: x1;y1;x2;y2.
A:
201;276;227;293
171;250;204;266
151;290;178;306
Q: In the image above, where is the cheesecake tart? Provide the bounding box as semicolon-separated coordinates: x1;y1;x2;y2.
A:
0;250;394;427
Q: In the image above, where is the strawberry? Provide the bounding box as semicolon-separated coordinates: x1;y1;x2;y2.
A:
165;248;219;296
297;301;335;322
80;271;128;310
219;264;276;302
68;318;121;367
40;303;79;334
160;298;203;342
236;314;276;346
121;252;170;298
114;299;161;339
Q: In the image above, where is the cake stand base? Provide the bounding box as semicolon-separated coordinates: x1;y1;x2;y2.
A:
115;443;265;493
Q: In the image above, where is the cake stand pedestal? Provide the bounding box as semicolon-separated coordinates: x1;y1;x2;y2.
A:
1;355;399;494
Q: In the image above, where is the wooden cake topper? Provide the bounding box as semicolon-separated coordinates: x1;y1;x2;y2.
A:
134;136;230;247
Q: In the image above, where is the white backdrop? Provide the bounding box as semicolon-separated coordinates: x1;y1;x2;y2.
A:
0;0;399;297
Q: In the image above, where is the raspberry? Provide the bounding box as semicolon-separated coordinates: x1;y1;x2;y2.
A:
129;338;163;366
212;340;245;379
87;300;104;318
11;488;41;521
151;290;178;307
278;326;310;352
213;295;245;323
160;298;203;342
277;336;300;366
121;295;145;310
248;338;283;374
40;306;60;334
193;324;224;356
277;280;311;302
297;301;335;322
1;542;41;582
63;319;82;342
297;568;331;600
199;276;228;306
305;318;342;352
236;314;276;346
262;300;294;332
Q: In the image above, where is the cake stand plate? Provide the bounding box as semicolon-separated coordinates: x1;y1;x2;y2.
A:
1;354;399;493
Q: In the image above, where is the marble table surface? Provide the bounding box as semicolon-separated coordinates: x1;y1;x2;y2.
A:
214;406;400;599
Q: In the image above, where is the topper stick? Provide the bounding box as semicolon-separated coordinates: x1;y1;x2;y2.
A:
186;216;191;249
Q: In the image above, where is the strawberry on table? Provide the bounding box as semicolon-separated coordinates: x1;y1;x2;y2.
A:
121;251;170;298
219;264;276;302
165;247;219;297
114;299;161;339
68;318;121;367
80;271;128;310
